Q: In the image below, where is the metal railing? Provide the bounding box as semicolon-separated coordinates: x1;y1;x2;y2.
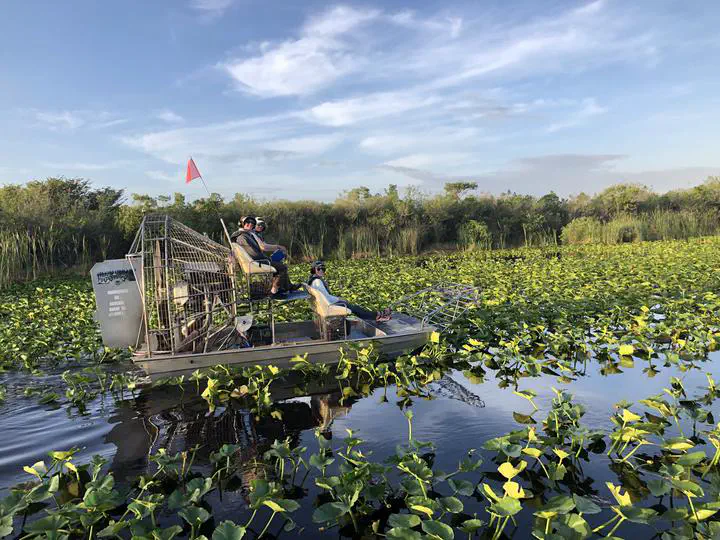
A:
388;282;482;330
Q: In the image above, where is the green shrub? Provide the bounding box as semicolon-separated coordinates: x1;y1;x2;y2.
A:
459;220;492;250
560;217;603;244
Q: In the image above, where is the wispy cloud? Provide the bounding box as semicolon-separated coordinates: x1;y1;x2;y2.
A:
120;1;692;198
470;154;719;195
43;160;131;171
35;111;85;130
32;109;128;131
156;109;185;124
221;5;380;97
120;113;340;165
145;170;180;182
388;10;463;38
190;0;235;19
302;91;441;127
546;98;607;132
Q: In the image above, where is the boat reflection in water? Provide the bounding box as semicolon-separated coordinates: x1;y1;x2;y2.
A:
103;371;484;490
103;374;354;487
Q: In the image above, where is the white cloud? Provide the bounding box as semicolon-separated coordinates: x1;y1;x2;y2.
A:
156;109;185;124
546;98;607;132
303;5;380;37
120;113;340;166
35;111;85;130
190;0;234;18
360;127;482;155
262;134;343;155
384;153;471;169
388;10;463;38
222;5;379;97
468;154;718;195
303;91;441;127
43;160;130;171
32;110;128;131
145;170;180;182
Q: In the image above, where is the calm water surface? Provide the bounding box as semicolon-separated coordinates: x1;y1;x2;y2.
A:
1;354;718;537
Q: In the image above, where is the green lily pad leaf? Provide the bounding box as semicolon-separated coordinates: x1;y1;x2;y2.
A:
535;495;575;518
676;451;706;466
388;514;421;529
459;519;485;533
25;515;69;534
663;438;694;451
573;494;601;515
0;515;13;539
97;520;129;537
448;478;475;497
688;502;720;523
386;527;423;540
312;502;348;523
154;525;183;540
671;479;704;498
263;499;300;513
212;521;246;540
489;497;522;517
548;462;567;481
421;520;454;540
309;453;334;469
513;412;536;424
618;506;657;524
556;513;591;538
660;508;688;521
646;479;670;497
439;496;463;514
179;506;210;527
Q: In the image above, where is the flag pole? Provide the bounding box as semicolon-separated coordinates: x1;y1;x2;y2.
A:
188;156;234;247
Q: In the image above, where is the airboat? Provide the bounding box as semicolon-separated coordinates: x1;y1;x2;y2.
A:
91;215;480;376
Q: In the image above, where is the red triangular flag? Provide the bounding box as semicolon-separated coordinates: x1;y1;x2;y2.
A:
186;158;201;183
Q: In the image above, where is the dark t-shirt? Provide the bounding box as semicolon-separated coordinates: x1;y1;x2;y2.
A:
233;230;264;261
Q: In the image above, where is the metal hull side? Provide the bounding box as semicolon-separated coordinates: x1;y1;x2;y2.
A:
134;330;431;376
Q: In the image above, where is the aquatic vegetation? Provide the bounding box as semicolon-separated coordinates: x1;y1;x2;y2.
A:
5;375;720;539
2;238;720;538
0;280;128;371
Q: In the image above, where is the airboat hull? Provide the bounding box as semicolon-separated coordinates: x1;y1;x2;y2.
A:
134;320;432;376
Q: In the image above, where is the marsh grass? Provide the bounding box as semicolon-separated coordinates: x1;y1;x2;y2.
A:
562;210;720;245
0;229;93;288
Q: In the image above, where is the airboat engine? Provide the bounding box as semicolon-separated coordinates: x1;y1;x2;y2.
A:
90;259;144;348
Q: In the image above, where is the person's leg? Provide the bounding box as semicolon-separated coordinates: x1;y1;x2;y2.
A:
342;302;377;320
271;262;291;291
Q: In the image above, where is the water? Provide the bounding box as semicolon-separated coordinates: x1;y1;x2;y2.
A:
1;354;718;537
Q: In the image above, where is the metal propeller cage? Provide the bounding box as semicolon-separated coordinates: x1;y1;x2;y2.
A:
127;215;242;356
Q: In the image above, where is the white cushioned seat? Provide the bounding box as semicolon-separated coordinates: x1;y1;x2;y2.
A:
304;284;351;318
231;244;276;275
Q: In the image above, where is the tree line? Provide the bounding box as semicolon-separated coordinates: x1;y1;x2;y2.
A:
0;176;718;284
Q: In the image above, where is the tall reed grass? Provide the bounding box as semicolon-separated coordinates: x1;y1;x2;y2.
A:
0;229;93;288
561;210;720;245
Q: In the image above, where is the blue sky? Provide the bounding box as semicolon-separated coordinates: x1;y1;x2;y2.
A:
2;0;720;201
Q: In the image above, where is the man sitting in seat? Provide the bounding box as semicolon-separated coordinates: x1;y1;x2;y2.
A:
232;216;297;297
254;217;286;264
307;261;391;322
